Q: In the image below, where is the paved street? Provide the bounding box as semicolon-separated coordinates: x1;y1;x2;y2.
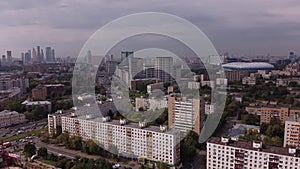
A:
35;141;141;169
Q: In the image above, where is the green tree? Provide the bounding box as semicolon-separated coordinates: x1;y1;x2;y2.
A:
37;147;48;158
69;136;82;150
154;108;168;125
239;129;261;141
24;111;34;121
180;131;199;165
82;140;103;155
23;143;36;157
6;100;25;113
241;114;260;125
157;162;168;169
56;132;70;145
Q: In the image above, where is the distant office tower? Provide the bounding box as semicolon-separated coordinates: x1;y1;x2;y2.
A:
6;51;12;62
24;52;31;65
106;60;118;76
128;57;143;80
28;49;31;60
45;47;55;63
2;55;6;63
45;47;52;62
168;94;205;135
105;55;114;62
121;51;134;62
155;57;173;83
41;49;44;62
86;50;92;64
32;48;37;62
37;46;41;62
21;52;25;64
51;49;55;62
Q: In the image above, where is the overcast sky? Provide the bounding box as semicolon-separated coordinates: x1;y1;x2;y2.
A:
0;0;300;58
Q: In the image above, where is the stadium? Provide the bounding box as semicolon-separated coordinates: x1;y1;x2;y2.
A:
222;62;274;71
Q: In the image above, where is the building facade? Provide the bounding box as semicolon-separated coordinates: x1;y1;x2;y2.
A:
48;110;64;135
246;102;300;124
155;57;173;83
60;115;180;166
22;100;52;113
284;116;300;148
0;110;26;128
32;87;47;100
207;137;300;169
168;94;205;135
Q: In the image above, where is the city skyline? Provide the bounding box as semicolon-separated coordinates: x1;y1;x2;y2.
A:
0;0;299;58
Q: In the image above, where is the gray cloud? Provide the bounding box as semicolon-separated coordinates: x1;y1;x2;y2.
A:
0;0;299;58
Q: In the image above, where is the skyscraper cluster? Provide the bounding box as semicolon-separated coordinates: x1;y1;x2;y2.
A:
21;46;56;65
1;51;13;65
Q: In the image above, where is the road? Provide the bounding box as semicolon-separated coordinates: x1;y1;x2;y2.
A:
35;141;141;169
1;119;47;138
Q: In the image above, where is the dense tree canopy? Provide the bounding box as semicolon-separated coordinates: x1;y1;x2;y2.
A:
23;143;36;157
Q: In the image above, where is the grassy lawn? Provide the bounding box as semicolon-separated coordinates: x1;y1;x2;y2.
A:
4;127;47;142
37;157;57;166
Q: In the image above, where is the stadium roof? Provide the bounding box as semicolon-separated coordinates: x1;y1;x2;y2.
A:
222;62;274;71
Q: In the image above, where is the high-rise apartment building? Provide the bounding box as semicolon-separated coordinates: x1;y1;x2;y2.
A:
168;94;205;135
48;110;72;135
284;116;300;148
121;51;134;62
51;49;55;62
37;46;41;62
128;57;143;80
32;48;37;62
155;57;173;83
41;49;44;62
45;47;52;63
207;137;300;169
59;114;180;166
6;51;12;62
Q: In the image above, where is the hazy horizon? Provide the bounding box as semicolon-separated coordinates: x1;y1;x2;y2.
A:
0;0;299;58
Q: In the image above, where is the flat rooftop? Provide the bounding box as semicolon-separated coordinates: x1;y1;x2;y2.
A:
208;137;300;158
63;112;176;135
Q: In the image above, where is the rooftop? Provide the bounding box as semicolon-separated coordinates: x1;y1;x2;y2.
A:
22;100;51;105
222;62;274;70
228;124;260;138
208;137;300;158
0;110;20;116
286;115;300;123
63;112;176;135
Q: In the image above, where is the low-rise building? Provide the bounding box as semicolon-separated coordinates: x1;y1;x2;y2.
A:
135;97;167;111
0;110;26;128
205;102;214;115
32;87;47;100
276;78;300;87
147;82;164;94
246;102;300;124
22;100;52;113
242;75;256;85
187;81;200;90
228;124;260;141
